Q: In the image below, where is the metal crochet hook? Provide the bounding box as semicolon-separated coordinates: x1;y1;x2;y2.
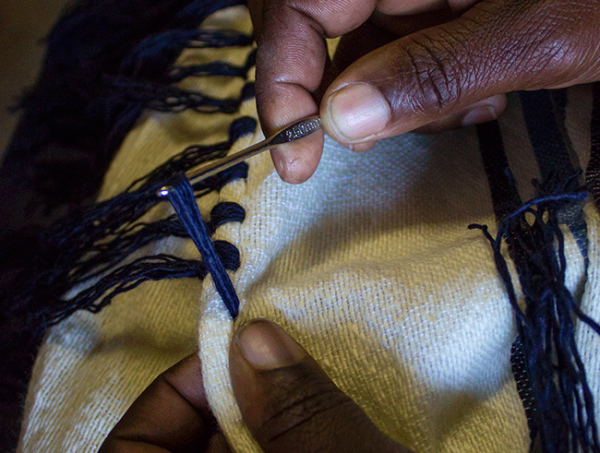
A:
157;116;322;198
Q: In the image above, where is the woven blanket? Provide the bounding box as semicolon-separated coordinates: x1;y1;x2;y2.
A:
15;4;600;453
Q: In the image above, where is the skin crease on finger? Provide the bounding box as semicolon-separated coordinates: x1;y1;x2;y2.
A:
331;8;507;135
251;0;383;182
99;354;233;453
249;0;482;181
228;321;414;453
252;0;600;183
321;0;600;144
102;323;414;453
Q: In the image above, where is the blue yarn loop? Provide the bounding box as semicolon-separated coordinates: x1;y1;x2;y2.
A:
2;117;254;328
0;0;258;332
168;176;240;318
169;49;256;82
0;1;253;450
121;30;254;77
106;26;256;113
106;77;255;113
470;187;600;453
0;0;250;227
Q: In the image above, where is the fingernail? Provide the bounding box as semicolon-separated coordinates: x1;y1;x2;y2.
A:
235;320;305;370
461;105;497;127
327;84;391;142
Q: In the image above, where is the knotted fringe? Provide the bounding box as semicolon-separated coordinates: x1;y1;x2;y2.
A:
0;0;252;233
470;178;600;453
0;1;256;450
0;0;258;333
1;116;254;331
106;34;256;113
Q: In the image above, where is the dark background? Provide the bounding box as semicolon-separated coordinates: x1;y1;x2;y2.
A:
0;0;70;161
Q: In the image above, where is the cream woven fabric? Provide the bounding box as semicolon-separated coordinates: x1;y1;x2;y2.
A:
17;6;599;453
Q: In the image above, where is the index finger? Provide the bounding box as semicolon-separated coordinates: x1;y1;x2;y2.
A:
252;0;455;183
252;0;376;183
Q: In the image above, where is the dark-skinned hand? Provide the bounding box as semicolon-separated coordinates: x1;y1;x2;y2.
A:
247;0;600;183
99;320;413;453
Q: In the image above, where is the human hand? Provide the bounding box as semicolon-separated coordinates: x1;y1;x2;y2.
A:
98;353;230;453
250;0;600;183
99;320;412;453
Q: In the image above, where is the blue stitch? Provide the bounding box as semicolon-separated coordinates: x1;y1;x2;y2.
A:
168;175;240;318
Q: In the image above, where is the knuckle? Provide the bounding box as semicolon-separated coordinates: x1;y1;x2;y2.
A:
256;364;355;445
399;33;464;114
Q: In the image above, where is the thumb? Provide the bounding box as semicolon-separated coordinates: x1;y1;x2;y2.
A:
229;320;411;453
321;0;600;144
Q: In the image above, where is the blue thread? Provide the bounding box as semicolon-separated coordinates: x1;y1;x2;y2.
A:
105;77;253;113
0;1;251;449
174;0;245;25
207;202;246;230
476;121;543;443
168;175;240;318
68;201;245;284
229;116;257;142
586;82;600;208
470;190;600;453
477;99;597;451
2;0;250;222
47;242;240;325
519;91;575;180
170;49;256;82
121;30;253;78
519;90;589;260
2;118;254;328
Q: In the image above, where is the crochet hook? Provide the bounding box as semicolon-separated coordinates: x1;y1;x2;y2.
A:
157;115;322;198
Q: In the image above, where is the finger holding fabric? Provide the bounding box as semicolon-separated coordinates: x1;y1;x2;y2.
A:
229;319;413;453
98;354;231;453
251;0;600;183
249;0;375;183
99;323;413;453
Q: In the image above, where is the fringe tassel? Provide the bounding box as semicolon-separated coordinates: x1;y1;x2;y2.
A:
470;178;600;453
106;76;255;113
168;176;241;318
1;0;250;226
1;116;255;332
0;1;254;450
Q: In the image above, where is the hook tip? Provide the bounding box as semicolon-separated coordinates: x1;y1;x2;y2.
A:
157;186;172;198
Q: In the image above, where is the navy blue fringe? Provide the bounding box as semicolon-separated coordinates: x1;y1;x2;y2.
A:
0;1;255;450
0;0;258;346
0;0;250;234
168;176;241;318
477;90;600;452
470;186;600;453
586;83;600;208
1;116;254;330
106;76;255;113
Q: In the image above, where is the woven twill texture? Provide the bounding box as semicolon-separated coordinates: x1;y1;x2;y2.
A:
18;7;597;453
202;117;532;453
